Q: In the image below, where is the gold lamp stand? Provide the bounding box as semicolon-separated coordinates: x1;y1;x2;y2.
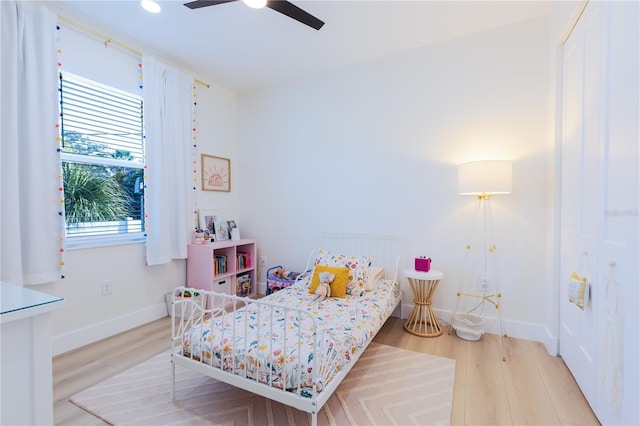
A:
453;160;512;361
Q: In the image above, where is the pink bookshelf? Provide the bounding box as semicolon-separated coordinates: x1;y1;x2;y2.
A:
187;239;257;304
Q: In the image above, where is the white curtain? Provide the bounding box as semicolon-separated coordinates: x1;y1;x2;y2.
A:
0;1;60;285
142;56;193;266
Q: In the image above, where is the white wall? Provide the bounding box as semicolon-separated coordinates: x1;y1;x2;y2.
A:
32;19;238;355
34;8;569;354
237;16;555;347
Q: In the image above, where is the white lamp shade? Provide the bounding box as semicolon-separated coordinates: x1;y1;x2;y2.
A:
458;160;512;195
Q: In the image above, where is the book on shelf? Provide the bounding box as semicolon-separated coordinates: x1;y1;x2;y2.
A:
236;251;251;270
214;254;227;275
236;273;251;297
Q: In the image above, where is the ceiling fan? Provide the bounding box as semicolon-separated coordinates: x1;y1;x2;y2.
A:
183;0;325;30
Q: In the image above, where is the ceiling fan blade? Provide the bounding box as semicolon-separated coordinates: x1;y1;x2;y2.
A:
266;1;324;30
184;0;237;10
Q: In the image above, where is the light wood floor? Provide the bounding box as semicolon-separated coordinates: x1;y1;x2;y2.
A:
53;316;600;425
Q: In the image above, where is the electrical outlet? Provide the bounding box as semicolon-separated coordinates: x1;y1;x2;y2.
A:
101;280;113;295
260;256;267;267
477;275;489;292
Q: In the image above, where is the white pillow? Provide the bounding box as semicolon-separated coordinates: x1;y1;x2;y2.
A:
315;249;373;295
365;266;384;291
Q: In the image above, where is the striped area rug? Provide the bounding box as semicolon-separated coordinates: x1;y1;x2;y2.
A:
70;342;455;425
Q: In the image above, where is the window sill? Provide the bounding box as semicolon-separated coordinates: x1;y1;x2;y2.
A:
65;234;146;250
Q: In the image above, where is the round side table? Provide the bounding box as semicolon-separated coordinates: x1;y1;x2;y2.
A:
403;268;444;337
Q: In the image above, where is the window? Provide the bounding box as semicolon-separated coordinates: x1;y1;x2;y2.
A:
59;72;144;246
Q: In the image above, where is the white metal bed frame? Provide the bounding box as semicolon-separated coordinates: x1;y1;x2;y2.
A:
170;233;401;426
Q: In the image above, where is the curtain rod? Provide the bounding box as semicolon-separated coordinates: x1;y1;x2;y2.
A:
57;15;211;89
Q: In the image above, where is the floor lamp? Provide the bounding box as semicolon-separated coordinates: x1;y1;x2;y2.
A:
452;160;512;361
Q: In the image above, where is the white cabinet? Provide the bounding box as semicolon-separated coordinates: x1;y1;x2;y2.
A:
1;282;65;425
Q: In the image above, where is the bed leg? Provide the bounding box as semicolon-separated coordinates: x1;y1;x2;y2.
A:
311;411;317;426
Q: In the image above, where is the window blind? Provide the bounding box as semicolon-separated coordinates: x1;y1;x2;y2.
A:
59;72;145;240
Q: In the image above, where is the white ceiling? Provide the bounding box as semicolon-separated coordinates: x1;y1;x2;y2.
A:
48;0;554;92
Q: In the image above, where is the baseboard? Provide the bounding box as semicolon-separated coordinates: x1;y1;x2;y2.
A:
52;303;168;356
401;303;559;355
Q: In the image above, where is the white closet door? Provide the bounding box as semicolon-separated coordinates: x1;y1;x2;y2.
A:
559;0;603;408
560;2;639;424
594;2;639;424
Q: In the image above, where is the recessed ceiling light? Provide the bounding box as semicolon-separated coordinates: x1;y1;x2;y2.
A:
141;0;161;13
242;0;267;9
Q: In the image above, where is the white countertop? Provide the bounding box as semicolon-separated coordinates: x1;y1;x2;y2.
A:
1;282;64;323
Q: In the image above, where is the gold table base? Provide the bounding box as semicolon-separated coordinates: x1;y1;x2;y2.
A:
404;276;442;337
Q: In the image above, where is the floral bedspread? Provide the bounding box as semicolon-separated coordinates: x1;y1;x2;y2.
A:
180;277;400;395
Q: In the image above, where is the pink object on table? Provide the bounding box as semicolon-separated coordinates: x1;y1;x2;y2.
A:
414;257;431;272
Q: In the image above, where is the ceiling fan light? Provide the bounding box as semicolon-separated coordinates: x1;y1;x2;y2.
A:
141;0;161;13
242;0;267;9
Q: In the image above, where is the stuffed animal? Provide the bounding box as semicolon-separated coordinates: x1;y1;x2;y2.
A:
273;267;300;281
313;271;335;302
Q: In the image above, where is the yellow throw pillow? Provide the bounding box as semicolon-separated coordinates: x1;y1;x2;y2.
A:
308;265;351;298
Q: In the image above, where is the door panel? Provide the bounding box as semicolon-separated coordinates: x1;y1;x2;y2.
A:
559;1;602;407
560;2;639;424
595;2;639;424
